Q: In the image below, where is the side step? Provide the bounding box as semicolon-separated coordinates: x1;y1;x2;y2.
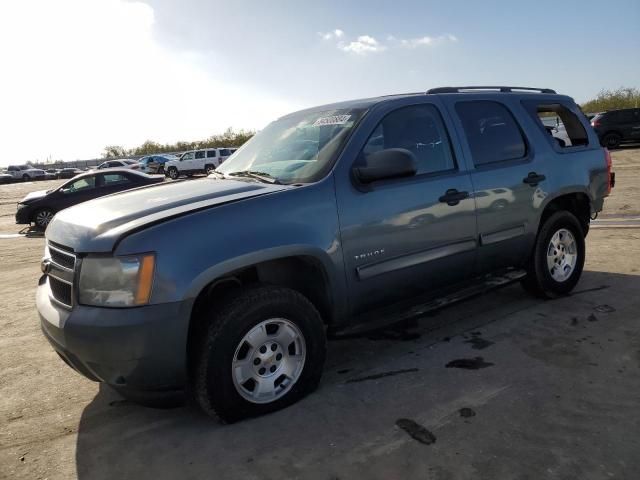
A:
330;269;527;338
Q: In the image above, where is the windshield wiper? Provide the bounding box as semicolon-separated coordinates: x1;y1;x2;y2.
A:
227;170;281;184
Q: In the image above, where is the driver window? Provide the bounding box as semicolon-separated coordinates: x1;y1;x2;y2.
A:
182;152;195;161
61;177;96;194
360;104;456;175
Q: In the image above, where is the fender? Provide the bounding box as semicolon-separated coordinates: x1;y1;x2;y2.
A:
184;244;348;322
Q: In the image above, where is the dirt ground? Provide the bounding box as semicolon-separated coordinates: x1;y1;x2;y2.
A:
1;149;639;479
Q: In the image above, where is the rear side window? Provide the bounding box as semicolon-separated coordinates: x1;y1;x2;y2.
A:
360;103;456;175
219;149;231;156
523;101;589;148
206;150;217;158
103;173;131;185
456;101;526;166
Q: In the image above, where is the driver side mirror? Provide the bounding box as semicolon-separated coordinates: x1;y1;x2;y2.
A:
353;148;417;184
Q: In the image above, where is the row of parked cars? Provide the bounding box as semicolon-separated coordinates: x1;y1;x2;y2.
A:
1;147;239;185
13;147;240;228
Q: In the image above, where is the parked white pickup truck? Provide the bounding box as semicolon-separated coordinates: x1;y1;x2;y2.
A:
164;148;235;179
7;165;46;181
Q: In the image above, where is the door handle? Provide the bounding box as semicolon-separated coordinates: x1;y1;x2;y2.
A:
439;189;469;206
523;172;546;186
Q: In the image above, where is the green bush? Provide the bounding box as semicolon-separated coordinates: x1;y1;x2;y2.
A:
580;87;640;113
103;128;255;158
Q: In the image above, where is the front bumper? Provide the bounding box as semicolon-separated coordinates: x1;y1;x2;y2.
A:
36;275;192;391
15;204;32;224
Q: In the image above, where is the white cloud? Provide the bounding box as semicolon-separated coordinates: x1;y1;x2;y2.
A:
319;28;344;40
321;30;457;55
339;35;386;55
0;0;297;165
399;34;458;48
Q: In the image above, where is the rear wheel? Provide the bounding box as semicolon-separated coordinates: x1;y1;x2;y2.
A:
601;132;621;149
33;208;55;229
167;167;179;179
205;164;215;175
521;211;585;298
193;285;326;423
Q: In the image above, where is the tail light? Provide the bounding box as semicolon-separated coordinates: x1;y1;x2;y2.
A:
604;148;614;195
591;119;600;128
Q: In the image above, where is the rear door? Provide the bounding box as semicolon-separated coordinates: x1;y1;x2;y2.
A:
99;172;135;195
335;100;477;315
448;98;545;272
194;150;206;171
206;149;219;167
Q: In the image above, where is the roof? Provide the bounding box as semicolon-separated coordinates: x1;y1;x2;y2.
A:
282;86;564;118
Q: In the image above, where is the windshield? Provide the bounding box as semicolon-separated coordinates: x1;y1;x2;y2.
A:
217;108;366;184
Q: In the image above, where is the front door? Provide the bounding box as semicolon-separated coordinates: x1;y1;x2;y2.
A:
335;101;477;315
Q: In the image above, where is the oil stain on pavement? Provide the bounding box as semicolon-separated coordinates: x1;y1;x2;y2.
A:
446;357;494;369
396;418;437;445
346;368;419;383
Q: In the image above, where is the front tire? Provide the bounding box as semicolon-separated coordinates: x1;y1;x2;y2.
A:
521;211;585;298
22;174;30;182
193;285;326;423
167;167;179;179
33;208;55;229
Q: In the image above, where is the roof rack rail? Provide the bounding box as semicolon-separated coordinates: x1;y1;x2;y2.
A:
427;86;557;94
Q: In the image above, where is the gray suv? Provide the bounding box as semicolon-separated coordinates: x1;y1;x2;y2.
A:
37;86;614;422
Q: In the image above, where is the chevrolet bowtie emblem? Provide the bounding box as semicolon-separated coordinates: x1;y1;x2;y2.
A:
41;258;52;274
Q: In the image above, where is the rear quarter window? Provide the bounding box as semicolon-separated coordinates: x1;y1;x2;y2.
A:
522;101;589;149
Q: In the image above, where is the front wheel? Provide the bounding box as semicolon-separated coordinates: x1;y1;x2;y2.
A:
22;174;30;182
193;285;326;423
167;167;179;179
33;208;55;229
521;211;585;298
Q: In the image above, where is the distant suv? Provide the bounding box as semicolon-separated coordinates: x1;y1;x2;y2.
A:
37;86;613;422
164;148;234;179
591;108;640;149
7;165;45;181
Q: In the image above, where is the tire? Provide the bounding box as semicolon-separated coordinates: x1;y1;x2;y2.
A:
193;285;326;423
601;132;621;149
205;164;215;175
167;167;179;179
33;208;55;229
22;174;30;182
521;211;585;298
157;166;164;175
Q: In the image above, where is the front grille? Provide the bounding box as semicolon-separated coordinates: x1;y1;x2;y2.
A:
47;241;76;308
49;276;72;307
49;245;75;270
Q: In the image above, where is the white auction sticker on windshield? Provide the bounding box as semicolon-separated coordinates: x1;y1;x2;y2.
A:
312;115;351;127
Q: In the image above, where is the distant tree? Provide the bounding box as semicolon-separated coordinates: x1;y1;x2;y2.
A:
103;128;255;159
580;87;640;113
102;145;128;158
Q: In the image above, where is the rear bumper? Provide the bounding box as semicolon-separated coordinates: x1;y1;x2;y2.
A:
36;275;192;392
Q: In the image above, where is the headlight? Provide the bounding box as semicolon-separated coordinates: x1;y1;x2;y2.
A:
79;253;155;307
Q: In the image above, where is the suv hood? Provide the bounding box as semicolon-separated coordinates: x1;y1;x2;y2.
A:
47;178;291;252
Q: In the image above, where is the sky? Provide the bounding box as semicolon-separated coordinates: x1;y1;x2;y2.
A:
0;0;638;166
